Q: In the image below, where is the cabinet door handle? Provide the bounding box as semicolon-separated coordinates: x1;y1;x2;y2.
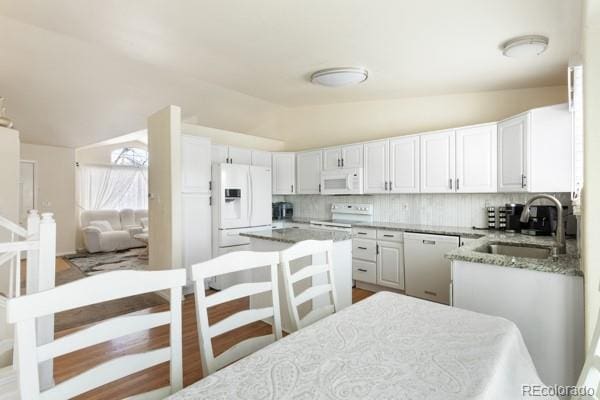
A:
357;232;367;235
357;268;367;272
449;179;453;190
388;180;392;191
383;234;393;237
357;246;367;250
318;183;321;193
423;240;436;245
424;290;438;296
341;158;344;167
456;178;459;190
291;184;294;193
384;181;388;191
521;174;527;188
376;244;379;254
337;159;340;167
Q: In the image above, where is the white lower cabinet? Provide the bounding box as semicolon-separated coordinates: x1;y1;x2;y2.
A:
376;240;405;290
352;229;404;290
352;259;376;284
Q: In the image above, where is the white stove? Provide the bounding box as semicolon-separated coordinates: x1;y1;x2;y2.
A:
310;203;373;232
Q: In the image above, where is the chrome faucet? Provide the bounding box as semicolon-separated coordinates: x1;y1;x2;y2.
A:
520;194;566;255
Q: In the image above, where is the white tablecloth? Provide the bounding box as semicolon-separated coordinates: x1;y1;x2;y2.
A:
169;292;549;400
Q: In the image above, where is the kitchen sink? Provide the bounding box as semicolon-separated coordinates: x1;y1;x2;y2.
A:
476;242;553;259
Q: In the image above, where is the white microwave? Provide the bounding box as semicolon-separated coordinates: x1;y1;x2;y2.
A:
320;168;364;195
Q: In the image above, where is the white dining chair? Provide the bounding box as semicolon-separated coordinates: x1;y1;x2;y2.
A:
280;239;339;332
574;306;600;399
6;269;186;400
191;250;282;377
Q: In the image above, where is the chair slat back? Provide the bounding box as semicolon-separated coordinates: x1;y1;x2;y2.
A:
279;240;338;332
6;269;186;400
191;250;281;377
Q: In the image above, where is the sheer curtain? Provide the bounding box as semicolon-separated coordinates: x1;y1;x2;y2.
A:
78;164;148;210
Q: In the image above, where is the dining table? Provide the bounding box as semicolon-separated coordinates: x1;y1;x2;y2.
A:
167;291;552;399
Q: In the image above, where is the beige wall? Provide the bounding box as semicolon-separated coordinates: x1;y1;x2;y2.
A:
76;140;147;165
277;85;568;150
0;126;19;366
582;0;600;345
182;123;284;151
147;106;182;271
21;143;76;255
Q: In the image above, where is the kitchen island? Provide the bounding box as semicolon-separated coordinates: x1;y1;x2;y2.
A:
241;228;352;333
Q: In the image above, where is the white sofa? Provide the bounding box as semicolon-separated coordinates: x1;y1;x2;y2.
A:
80;209;148;253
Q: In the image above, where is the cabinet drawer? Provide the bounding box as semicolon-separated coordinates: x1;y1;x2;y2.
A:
376;230;403;242
352;260;376;284
352;239;376;262
352;227;376;239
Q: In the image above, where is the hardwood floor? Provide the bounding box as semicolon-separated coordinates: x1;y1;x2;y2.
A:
49;268;374;399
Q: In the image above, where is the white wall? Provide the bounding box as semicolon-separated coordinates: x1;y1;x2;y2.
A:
277;86;568;150
20;143;76;255
582;0;600;345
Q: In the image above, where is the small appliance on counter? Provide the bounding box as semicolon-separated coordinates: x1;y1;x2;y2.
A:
520;205;559;236
504;203;526;233
272;202;293;220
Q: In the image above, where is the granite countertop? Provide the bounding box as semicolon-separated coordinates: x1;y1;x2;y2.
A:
241;227;351;244
351;221;487;238
286;216;581;276
446;232;581;276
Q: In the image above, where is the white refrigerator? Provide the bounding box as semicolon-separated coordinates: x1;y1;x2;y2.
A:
211;163;272;289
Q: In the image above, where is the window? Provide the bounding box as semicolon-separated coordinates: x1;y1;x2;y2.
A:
111;147;148;167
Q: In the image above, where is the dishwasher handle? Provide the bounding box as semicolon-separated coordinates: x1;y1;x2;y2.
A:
422;240;436;245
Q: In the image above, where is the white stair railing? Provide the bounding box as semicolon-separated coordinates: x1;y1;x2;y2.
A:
0;210;56;394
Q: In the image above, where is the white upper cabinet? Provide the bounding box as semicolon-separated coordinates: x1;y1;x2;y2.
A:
182;135;211;193
420;130;456;193
323;144;364;170
228;146;252;165
455;123;497;193
341;144;364;169
389;136;420;193
211;144;228;165
251;150;272;167
323;147;342;170
272;152;296;195
364;140;389;193
296;150;322;194
498;115;528;192
527;104;572;192
211;145;256;165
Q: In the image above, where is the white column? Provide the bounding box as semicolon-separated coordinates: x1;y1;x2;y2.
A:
25;210;40;295
36;212;56;389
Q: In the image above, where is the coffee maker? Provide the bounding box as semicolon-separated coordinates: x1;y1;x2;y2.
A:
505;203;526;233
521;205;558;236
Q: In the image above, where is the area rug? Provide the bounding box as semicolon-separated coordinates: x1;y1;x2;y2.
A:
55;250;167;333
64;247;147;276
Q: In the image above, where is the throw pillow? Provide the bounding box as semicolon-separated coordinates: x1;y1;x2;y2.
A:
89;220;113;232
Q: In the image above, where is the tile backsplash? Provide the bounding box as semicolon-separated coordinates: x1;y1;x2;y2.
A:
275;193;571;228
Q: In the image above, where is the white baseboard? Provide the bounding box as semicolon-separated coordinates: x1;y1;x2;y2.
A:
355;281;404;294
57;250;76;257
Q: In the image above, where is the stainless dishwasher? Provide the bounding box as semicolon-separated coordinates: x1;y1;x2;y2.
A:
403;232;459;305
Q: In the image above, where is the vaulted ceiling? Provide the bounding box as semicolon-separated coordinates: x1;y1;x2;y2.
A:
0;0;581;147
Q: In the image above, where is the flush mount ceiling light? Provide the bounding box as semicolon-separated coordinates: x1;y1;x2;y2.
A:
502;35;549;58
311;67;368;87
